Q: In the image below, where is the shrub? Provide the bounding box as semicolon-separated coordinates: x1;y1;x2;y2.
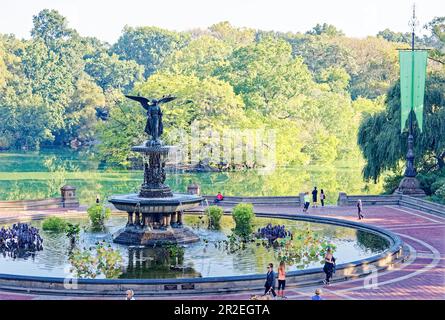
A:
383;173;403;194
232;203;254;238
42;216;67;232
206;205;223;229
87;204;111;230
432;184;445;204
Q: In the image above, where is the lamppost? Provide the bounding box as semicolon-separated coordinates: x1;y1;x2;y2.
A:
395;4;426;197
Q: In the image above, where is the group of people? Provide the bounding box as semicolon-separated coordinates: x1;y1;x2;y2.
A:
0;223;43;256
256;224;292;244
263;247;336;299
303;187;326;212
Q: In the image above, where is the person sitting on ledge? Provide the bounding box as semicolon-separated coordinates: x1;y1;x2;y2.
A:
214;192;224;203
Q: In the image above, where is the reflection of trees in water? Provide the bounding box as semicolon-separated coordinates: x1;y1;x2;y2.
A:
120;246;201;279
356;230;390;253
1;149;386;203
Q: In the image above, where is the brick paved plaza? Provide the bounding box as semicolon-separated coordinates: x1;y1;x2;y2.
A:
0;204;443;300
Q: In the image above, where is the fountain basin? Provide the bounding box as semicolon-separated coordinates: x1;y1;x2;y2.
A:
109;193;203;245
108;193;203;213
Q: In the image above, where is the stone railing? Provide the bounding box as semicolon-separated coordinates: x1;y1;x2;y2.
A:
399;195;445;216
201;195;301;206
337;192;444;217
0;185;79;211
0;198;63;210
337;193;401;206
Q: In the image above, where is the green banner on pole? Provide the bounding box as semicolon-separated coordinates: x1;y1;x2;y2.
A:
399;50;428;133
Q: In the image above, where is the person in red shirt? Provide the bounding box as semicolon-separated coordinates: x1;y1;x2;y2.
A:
214;192;224;203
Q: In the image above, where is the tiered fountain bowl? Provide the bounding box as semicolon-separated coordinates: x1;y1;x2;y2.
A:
109;140;203;246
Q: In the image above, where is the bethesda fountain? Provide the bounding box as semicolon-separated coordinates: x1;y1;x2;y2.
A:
109;95;203;246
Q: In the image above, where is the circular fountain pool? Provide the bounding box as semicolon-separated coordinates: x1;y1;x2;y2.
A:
0;214;391;279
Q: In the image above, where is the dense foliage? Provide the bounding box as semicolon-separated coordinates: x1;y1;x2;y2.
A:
42;216;67;232
231;203;255;237
206;205;223;229
358;73;445;199
68;241;123;279
87;203;111;230
2;9;443;169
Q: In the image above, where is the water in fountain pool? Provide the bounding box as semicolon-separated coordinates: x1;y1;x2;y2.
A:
0;215;389;279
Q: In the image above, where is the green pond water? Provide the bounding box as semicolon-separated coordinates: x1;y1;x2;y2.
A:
0;149;383;205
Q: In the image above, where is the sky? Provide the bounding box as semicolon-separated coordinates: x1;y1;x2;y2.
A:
0;0;444;43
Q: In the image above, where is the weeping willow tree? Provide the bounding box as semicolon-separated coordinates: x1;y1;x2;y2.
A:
358;72;445;185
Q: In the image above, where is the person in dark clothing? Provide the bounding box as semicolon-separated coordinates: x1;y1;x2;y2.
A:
264;263;277;297
96;195;100;204
320;189;326;207
312;187;318;208
357;200;364;219
323;247;336;285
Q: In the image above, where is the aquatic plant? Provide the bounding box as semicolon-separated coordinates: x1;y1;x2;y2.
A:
206;205;223;229
42;216;67;232
232;203;254;238
68;241;123;279
87;203;111;230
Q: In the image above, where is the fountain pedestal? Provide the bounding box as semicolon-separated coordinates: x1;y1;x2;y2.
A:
109;140;202;246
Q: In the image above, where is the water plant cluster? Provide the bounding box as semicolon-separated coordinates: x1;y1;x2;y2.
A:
42;216;81;245
276;227;336;268
68;241;123;279
87;203;111;230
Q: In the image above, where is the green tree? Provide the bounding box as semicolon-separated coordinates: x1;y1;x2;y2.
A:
162;35;232;78
97;73;245;166
31;9;76;49
209;21;255;47
112;26;189;77
84;51;144;91
306;23;345;37
219;37;313;116
358;72;445;182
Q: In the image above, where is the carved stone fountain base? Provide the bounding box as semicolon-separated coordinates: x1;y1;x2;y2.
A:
113;225;199;246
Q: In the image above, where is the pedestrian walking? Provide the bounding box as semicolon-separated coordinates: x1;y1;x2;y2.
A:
311;288;323;300
323;247;336;285
264;263;277;298
320;189;326;207
277;261;286;299
357;199;364;220
303;192;310;213
312;187;318;208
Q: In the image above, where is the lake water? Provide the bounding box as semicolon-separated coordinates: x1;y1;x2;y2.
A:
0;149;383;205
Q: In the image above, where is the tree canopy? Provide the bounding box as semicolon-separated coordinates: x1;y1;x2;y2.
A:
1;9;444;184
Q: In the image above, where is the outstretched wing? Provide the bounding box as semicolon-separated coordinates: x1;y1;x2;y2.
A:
158;96;177;104
125;95;151;105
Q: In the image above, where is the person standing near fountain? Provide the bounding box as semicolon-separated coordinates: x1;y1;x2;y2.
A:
277;261;286;299
320;189;326;207
323;247;336;285
303;192;310;212
312;187;318;208
264;263;277;298
357;199;364;220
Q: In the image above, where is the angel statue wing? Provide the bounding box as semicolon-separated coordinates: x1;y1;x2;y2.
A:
158;96;177;104
125;95;152;109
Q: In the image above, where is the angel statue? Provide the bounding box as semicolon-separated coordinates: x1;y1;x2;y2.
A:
125;95;176;144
